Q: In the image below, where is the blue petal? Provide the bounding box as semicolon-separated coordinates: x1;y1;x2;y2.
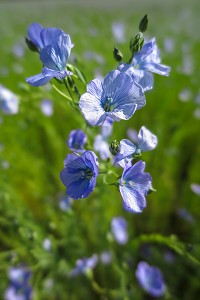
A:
108;77;145;120
122;160;146;180
137;71;154;92
118;64;153;92
134;38;156;62
67;176;97;199
27;22;43;50
86;79;103;100
42;67;70;79
143;62;171;76
138;126;158;151
40;28;64;47
114;139;136;167
121;161;152;196
40;44;66;71
120;184;146;213
79;93;106;126
81;151;99;175
102;70;121;97
67;178;90;199
64;153;79;167
26;72;53;87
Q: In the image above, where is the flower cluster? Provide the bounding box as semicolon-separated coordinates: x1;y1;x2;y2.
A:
5;267;33;300
25;18;170;214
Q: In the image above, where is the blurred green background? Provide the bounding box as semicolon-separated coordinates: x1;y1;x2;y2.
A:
0;0;200;299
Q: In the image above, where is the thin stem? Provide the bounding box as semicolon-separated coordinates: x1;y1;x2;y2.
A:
51;83;72;102
64;78;75;102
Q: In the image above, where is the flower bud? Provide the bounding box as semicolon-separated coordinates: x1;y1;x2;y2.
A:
147;186;157;194
139;14;148;33
109;140;120;155
129;32;144;55
113;47;123;62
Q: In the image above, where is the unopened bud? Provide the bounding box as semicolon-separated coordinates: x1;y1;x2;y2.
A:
109;140;120;156
129;32;144;55
147;186;157;194
113;47;123;62
139;14;148;33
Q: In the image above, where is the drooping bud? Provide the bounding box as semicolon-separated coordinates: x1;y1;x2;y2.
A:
139;14;148;33
129;32;144;55
113;47;123;62
25;37;39;53
109;140;120;156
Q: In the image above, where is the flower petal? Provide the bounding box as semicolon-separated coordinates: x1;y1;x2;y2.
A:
79;93;106;126
144;62;170;76
120;184;146;213
40;44;66;71
26;72;53;87
122;160;146;180
86;78;103;100
42;67;70;79
27;22;43;50
67;177;95;199
138;126;158;151
114;139;136;167
40;27;64;47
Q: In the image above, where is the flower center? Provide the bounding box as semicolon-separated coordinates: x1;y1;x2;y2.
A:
80;168;93;180
103;97;114;112
121;180;134;188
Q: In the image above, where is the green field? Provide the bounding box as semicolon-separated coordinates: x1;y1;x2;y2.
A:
0;0;200;299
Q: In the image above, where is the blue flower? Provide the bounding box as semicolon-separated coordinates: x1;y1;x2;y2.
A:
67;129;87;153
114;139;137;168
69;254;98;277
135;261;166;297
60;151;99;199
119;160;152;213
0;85;19;114
59;194;73;211
111;216;128;245
26;23;70;52
26;23;73;87
114;126;158;168
40;99;53;116
79;70;146;126
118;38;170;92
5;267;33;300
94;120;113;160
94;134;112;160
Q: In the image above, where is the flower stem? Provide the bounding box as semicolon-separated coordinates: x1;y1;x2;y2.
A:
51;83;72;102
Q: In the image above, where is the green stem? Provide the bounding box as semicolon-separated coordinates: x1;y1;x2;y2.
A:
64;78;75;102
51;83;72;102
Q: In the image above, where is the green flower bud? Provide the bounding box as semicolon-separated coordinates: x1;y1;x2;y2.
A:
139;14;148;33
147;186;157;194
129;32;144;55
113;47;123;62
109;140;120;156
